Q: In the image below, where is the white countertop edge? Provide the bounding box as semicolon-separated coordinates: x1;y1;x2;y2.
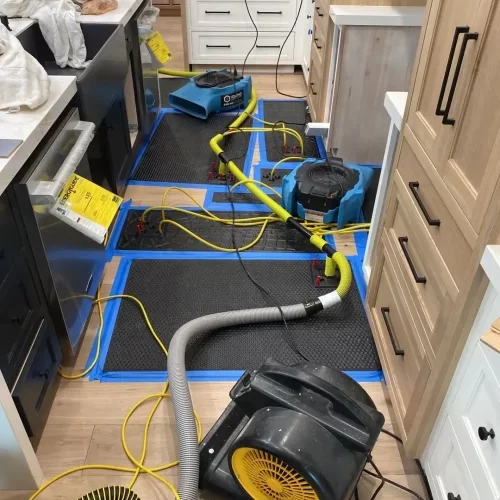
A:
0;76;77;196
481;245;500;296
7;18;36;36
384;92;407;131
330;6;425;27
79;0;145;25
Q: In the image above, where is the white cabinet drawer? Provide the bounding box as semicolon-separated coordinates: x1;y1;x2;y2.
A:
428;417;480;500
190;0;297;31
450;343;500;499
191;32;295;64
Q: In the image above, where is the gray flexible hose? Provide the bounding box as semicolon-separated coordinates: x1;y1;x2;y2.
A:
167;303;307;500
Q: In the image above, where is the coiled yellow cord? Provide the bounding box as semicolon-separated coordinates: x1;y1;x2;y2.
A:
31;294;203;500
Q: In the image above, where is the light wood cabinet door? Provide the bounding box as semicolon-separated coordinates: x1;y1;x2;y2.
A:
407;0;485;166
440;1;500;232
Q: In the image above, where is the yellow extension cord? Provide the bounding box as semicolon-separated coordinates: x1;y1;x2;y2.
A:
33;70;369;499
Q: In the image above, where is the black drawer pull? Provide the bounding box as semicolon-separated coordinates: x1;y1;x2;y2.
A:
441;29;479;126
478;427;495;441
205;10;230;13
436;26;469;118
256;10;282;14
409;182;441;227
256;44;281;49
398;237;427;284
447;494;461;500
315;6;324;16
314;38;322;49
206;45;231;48
381;307;405;356
310;82;318;95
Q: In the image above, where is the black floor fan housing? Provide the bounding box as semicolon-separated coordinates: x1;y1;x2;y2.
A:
199;358;385;499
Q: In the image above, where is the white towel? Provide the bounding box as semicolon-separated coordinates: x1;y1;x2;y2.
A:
0;23;50;111
0;0;87;68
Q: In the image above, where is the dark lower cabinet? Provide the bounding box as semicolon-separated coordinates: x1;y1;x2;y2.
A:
0;189;62;449
12;317;62;449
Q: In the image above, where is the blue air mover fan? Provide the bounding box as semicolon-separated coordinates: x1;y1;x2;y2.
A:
169;69;252;120
281;156;374;229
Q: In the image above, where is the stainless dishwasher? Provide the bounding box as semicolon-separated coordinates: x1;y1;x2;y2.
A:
13;107;107;355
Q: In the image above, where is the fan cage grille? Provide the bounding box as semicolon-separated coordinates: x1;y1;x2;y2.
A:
231;447;319;500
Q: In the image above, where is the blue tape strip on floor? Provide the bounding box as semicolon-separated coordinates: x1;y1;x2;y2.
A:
86;254;382;383
86;257;133;379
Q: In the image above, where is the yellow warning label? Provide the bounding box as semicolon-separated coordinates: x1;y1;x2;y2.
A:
58;174;122;229
146;31;172;64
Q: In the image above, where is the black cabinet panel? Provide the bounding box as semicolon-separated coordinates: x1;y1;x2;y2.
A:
0;192;23;286
12;318;62;447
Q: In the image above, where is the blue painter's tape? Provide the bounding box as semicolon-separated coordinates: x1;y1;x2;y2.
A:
111;250;324;260
92;368;382;384
86;258;133;380
354;231;368;259
316;135;327;159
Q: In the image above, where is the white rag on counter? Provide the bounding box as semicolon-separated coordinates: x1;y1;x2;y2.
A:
0;0;87;68
0;23;50;111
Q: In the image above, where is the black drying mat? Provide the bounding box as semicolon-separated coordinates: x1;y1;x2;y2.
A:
117;209;317;252
103;259;380;373
362;168;381;222
259;167;293;187
131;113;251;183
211;192;280;204
159;78;189;107
263;101;321;162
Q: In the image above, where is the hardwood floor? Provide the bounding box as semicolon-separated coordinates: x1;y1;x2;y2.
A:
1;17;427;500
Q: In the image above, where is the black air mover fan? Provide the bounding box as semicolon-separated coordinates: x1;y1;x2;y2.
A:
200;359;385;499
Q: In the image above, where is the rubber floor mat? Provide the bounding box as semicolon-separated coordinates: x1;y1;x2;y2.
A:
117;209;317;252
103;259;380;373
131;113;251;183
159;78;189;107
263;101;321;162
259;167;293;187
211;192;280;204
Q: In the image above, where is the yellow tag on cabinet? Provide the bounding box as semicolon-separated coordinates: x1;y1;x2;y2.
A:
57;174;122;229
146;31;172;64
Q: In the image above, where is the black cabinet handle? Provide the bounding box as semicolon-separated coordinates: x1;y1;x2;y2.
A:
256;11;282;14
398;237;427;284
381;307;405;356
256;45;281;49
0;248;4;259
315;6;324;16
205;10;231;14
436;26;469;118
314;38;322;49
310;82;318;95
447;494;461;500
206;45;231;48
307;14;312;19
441;29;479;126
409;182;441;227
478;427;495;441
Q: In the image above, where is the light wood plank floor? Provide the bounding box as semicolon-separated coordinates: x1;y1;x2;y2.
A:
0;17;427;500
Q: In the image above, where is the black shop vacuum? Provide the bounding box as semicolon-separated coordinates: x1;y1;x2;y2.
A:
200;359;385;499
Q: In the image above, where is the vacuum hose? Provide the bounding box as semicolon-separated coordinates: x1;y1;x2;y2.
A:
158;68;353;499
168;293;342;500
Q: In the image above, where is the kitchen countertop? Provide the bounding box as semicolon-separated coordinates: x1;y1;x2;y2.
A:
0;76;77;196
330;5;424;27
480;245;500;353
80;0;146;25
385;92;407;131
7;18;35;36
